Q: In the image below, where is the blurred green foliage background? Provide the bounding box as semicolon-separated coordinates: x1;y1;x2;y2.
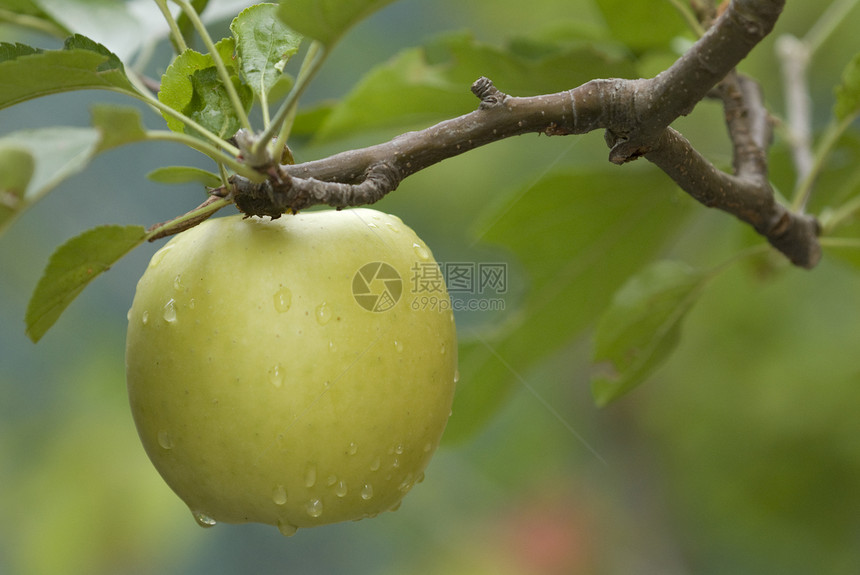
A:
3;1;860;573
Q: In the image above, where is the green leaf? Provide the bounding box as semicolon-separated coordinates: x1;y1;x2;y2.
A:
312;31;636;142
26;225;147;343
278;0;396;46
90;104;148;152
594;0;687;52
231;3;302;102
0;145;35;231
443;169;692;443
0;42;39;62
159;49;211;133
187;67;253;139
590;260;709;406
835;52;860;121
147;166;222;187
313;47;470;142
0;34;137;109
158;39;252;138
0;127;101;235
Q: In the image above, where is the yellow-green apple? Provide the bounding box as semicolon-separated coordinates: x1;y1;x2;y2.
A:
125;209;457;536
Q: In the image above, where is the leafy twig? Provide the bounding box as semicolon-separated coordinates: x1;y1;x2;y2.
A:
172;0;252;133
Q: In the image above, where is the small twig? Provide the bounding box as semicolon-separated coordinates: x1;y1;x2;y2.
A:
776;35;814;200
146;195;229;241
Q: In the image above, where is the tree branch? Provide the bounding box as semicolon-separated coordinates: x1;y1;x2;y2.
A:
608;0;787;160
644;127;820;267
224;0;820;268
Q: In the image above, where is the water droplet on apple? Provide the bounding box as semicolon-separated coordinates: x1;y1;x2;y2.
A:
360;484;374;500
126;308;132;321
315;302;332;325
273;287;292;313
157;430;173;450
162;299;177;323
392;457;401;468
192;511;217;528
412;242;430;261
389;501;402;512
453;369;460;384
277;520;297;536
268;363;284;388
326;475;337;487
367;222;379;229
188;298;196;310
423;441;433;453
440;342;446;355
394;340;404;353
334;480;348;497
347;442;358;455
304;463;317;487
273;484;288;505
305;498;323;518
328;340;337;352
173;274;182;291
149;245;173;269
416;472;425;484
141;310;149;325
370;457;381;471
385;222;400;233
398;474;414;493
394;443;404;455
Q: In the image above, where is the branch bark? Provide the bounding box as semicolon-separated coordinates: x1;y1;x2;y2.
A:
225;0;821;268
